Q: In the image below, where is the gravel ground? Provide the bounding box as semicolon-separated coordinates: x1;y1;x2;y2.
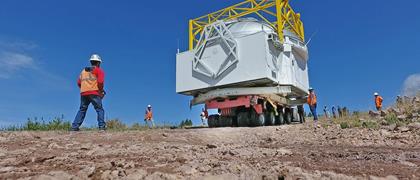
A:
1;123;420;180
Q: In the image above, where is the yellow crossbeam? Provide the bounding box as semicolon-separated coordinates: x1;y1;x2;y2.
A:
189;0;305;50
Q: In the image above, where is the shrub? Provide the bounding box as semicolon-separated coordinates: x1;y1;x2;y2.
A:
46;118;71;130
4;125;23;131
350;119;362;128
179;119;193;128
7;117;72;131
385;113;398;125
24;119;45;131
362;120;379;129
352;111;360;117
106;119;127;130
130;123;147;130
340;122;349;129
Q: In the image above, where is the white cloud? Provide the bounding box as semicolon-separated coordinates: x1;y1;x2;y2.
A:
402;73;420;97
0;52;37;78
0;41;38;51
0;39;73;91
0;40;39;79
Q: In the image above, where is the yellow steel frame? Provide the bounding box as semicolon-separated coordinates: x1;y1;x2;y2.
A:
189;0;305;50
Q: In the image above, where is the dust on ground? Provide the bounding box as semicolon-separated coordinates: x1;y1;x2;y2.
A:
1;123;420;180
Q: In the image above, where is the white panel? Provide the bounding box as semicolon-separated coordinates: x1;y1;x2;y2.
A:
177;32;274;94
176;30;310;97
277;52;293;85
293;52;309;92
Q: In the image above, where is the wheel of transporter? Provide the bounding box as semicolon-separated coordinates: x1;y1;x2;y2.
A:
284;109;292;124
232;116;239;127
258;114;266;126
215;115;221;127
237;112;250;127
217;115;223;127
250;110;265;127
220;116;233;127
276;108;284;125
227;117;233;127
265;111;276;126
208;115;218;128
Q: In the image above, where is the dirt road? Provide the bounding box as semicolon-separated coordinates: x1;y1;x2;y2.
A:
1;123;420;179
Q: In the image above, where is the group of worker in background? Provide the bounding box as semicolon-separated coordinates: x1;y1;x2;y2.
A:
307;87;385;128
396;95;418;107
323;105;349;119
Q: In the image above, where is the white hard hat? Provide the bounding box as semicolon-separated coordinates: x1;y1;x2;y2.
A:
90;54;102;62
374;92;379;96
147;105;152;108
308;87;314;91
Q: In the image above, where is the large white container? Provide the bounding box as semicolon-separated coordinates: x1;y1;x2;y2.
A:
176;19;309;98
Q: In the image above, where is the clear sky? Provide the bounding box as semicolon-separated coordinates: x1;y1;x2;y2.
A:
0;0;419;127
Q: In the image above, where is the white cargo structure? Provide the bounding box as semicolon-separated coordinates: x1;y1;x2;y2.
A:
177;19;309;101
176;0;310;127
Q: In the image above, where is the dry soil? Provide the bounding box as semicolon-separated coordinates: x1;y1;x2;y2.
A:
1;123;420;180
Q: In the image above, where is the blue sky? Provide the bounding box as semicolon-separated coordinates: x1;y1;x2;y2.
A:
0;0;419;127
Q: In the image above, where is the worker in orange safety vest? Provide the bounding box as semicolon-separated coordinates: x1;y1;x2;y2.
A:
374;92;383;111
71;54;106;131
307;87;319;127
144;105;155;128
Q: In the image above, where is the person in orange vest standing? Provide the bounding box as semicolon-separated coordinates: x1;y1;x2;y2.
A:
307;87;319;127
71;54;106;131
374;92;384;111
144;105;155;128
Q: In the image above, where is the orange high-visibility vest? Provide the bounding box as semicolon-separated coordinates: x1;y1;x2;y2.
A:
145;110;153;120
80;69;99;93
307;93;317;106
375;96;383;108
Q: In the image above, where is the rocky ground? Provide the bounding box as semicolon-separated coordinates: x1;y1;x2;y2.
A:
1;122;420;180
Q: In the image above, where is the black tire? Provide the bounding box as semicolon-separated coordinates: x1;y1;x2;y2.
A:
232;116;238;127
266;111;276;126
237;112;249;127
250;110;265;127
276;108;284;125
284;109;292;124
257;114;265;126
208;115;218;128
217;115;223;127
215;116;221;127
226;117;233;127
218;116;224;127
220;116;233;127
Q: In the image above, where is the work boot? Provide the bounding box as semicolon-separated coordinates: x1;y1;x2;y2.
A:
70;128;80;132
